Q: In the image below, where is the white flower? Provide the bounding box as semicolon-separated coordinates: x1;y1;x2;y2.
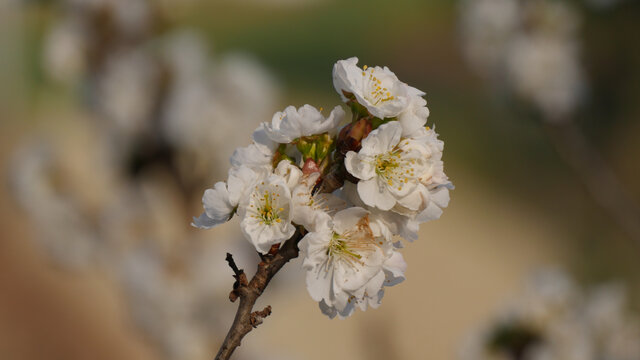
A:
291;172;346;231
300;207;406;319
393;126;453;221
230;123;277;171
333;57;415;119
238;173;296;253
192;166;261;229
345;122;429;211
265;104;345;144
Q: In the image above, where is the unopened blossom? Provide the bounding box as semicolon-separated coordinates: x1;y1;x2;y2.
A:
300;207;406;319
265;105;345;143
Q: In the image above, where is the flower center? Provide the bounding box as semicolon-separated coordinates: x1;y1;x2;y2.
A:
327;232;362;262
253;189;283;225
374;150;414;189
361;66;395;106
324;216;380;269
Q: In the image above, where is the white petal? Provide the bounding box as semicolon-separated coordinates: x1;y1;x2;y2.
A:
331;207;370;234
416;186;451;223
230;143;272;171
227;166;260;206
364;271;386;298
274;160;302;189
202;182;234;222
265;104;346;143
383;251;407;287
357;178;396;211
359;122;402;156
344;151;375;180
191;212;218;229
332;57;360;101
398;95;429;137
306;263;333;303
252;122;277;150
417;202;444;223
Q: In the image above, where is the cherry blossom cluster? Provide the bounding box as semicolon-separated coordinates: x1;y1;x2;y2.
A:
194;57;453;319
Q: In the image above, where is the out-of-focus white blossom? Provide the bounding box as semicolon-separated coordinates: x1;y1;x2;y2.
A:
459;269;640;360
95;49;157;138
10;142;100;267
42;18;87;83
459;0;586;122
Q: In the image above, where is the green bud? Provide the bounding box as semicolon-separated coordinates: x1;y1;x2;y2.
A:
272;144;294;167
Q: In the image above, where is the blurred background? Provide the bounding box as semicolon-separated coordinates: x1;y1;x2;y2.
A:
1;0;640;359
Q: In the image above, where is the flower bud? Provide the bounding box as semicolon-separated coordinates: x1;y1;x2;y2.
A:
302;158;321;175
336;118;372;156
272;144;294;168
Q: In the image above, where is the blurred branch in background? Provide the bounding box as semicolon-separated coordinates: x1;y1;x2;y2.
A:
544;121;640;247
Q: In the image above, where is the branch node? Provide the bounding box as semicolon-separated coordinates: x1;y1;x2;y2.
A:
250;305;272;328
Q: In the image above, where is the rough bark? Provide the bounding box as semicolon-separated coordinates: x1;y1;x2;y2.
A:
214;229;305;360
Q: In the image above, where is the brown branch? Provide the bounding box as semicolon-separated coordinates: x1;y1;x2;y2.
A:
544;121;640;246
214;229;305;360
